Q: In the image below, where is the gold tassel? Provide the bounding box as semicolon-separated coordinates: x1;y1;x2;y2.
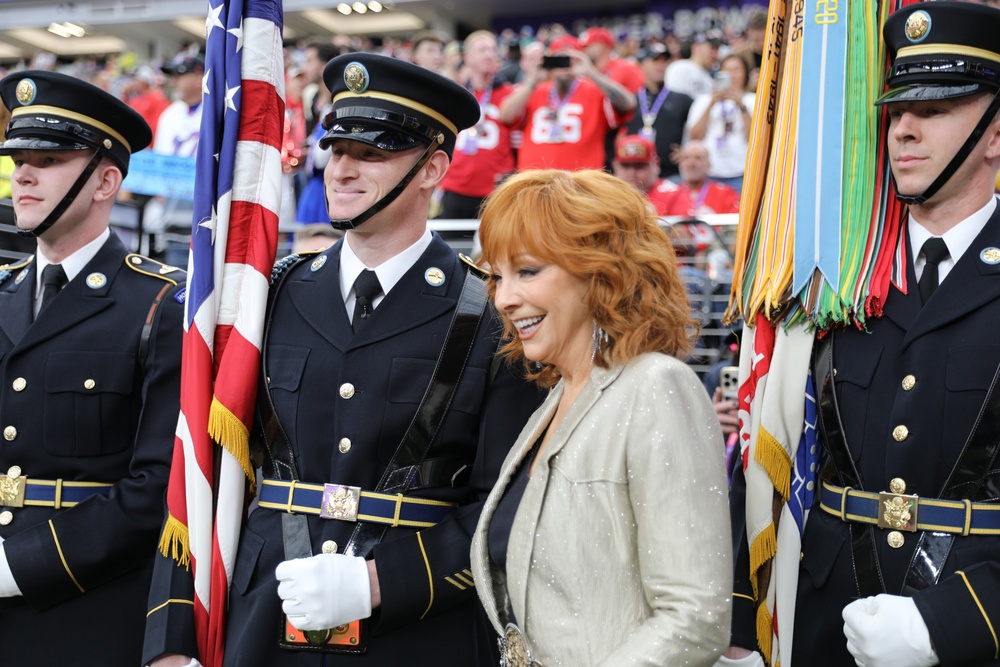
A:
755;427;793;501
748;522;776;600
208;396;255;491
158;513;191;570
756;603;774;666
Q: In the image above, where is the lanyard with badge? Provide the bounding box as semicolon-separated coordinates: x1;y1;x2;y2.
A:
460;85;493;155
638;86;670;142
547;80;579;143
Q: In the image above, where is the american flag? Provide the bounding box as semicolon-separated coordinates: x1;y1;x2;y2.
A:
157;1;284;665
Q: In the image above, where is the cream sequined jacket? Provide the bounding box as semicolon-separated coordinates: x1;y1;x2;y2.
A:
471;352;732;666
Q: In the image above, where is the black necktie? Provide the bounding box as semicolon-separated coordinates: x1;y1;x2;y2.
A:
918;237;949;304
39;263;68;315
351;269;382;333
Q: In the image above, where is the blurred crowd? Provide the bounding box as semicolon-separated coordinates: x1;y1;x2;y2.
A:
0;10;766;226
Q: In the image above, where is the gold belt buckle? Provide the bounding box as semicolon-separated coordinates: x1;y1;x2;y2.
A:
877;490;919;532
319;484;361;521
0;467;25;508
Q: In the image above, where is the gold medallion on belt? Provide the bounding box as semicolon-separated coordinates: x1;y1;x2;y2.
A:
878;477;918;532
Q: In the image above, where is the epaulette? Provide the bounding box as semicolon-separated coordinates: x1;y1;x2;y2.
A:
125;253;185;286
459;253;489;280
0;254;33;287
269;249;323;287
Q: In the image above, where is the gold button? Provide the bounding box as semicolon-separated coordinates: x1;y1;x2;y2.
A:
6;466;20;479
3;426;16;442
901;375;916;391
83;379;96;390
338;438;352;454
0;511;11;526
887;530;905;548
339;383;355;399
322;540;339;554
890;478;907;494
892;425;909;442
11;378;26;392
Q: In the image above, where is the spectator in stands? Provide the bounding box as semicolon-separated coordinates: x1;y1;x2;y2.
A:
438;30;517;220
297;40;339;226
149;51;205;265
664;31;722;99
501;35;636;171
610;134;679;215
302;40;339;134
124;66;171;143
580;26;645;94
686;54;755;192
622;42;694;180
154;52;204;158
663;141;740;217
579;26;645;171
410;29;446;73
732;8;768;92
442;40;465;81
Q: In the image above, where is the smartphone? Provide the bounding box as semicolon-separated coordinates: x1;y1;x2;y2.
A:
714;72;732;90
541;55;572;69
720;366;739;402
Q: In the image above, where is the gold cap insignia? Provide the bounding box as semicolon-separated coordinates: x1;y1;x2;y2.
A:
86;272;107;288
905;10;931;43
310;254;327;272
14;269;27;285
424;267;445;286
15;79;36;106
103;139;112;149
981;247;1000;265
344;62;369;93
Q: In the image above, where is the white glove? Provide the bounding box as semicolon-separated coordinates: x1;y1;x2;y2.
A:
276;553;372;631
714;650;766;667
0;541;22;598
843;594;938;667
147;657;203;667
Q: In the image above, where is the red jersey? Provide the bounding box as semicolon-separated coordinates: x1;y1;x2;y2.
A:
646;179;681;216
440;82;517;198
515;78;627;171
603;58;645;93
660;181;741;217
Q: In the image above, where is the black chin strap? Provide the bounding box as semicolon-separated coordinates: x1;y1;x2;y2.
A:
329;134;444;231
16;148;105;238
895;89;1000;206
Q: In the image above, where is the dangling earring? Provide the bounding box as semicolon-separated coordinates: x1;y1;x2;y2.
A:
591;320;609;364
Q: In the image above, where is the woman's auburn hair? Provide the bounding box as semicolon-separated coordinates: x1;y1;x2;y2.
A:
479;168;698;388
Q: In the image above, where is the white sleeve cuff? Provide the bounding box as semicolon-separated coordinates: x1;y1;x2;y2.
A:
0;542;23;597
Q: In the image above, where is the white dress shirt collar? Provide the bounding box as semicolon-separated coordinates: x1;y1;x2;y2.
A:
909;196;996;284
339;228;433;311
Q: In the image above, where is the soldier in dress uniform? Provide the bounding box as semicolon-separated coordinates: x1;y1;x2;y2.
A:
144;53;543;667
723;3;1000;666
0;70;185;664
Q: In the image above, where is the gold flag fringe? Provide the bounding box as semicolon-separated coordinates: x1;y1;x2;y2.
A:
757;603;774;666
158;512;191;570
755;427;793;502
208;395;255;491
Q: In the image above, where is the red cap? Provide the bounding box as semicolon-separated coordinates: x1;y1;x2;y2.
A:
614;135;657;164
580;27;615;48
549;35;581;53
